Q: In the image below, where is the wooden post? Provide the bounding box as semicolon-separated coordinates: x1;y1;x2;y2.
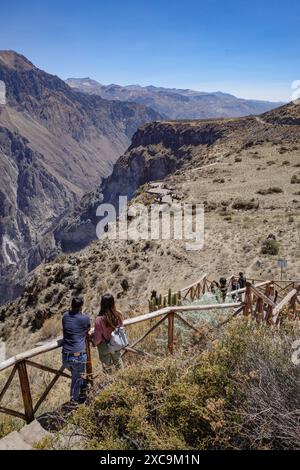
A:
290;285;300;318
265;284;275;323
191;286;195;302
17;361;34;424
243;282;252;316
168;288;172;306
167;311;175;355
254;294;262;322
86;336;93;385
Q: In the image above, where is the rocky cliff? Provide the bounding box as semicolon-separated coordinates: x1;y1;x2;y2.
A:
0;51;161;303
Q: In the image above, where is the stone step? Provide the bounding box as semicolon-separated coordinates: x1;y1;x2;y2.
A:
0;430;32;450
0;419;51;450
19;420;51;446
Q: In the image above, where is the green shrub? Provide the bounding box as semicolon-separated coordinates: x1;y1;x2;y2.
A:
0;416;22;439
232;199;259;211
257;187;283;195
291;174;300;184
261;238;280;255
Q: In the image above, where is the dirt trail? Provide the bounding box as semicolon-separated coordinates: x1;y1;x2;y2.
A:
255;116;268;125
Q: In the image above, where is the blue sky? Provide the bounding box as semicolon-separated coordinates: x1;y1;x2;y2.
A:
0;0;299;101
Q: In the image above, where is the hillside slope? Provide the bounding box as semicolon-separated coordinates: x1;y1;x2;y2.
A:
55;102;300;249
1;103;300;355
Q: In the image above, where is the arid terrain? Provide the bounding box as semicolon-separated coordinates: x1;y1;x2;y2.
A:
0;94;299;453
1;102;299;356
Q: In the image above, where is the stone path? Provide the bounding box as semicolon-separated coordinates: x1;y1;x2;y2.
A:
147;182;182;204
0;420;50;450
0;401;79;450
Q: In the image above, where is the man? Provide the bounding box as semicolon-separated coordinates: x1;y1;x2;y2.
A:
231;278;241;301
219;277;227;302
238;272;247;289
62;297;90;403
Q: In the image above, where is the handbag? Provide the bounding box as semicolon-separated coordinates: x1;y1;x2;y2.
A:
107;326;129;352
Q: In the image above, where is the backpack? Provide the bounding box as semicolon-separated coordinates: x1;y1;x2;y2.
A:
107;326;129;353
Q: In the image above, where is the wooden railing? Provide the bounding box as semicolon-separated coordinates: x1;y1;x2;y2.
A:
0;301;241;424
243;281;300;323
0;278;299;425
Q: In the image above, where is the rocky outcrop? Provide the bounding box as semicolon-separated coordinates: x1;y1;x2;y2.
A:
53;119;232;249
0;125;72;304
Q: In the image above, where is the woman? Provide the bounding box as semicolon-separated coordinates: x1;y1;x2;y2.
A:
92;293;124;373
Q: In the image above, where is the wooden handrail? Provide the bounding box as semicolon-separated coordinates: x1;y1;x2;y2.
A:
272;288;298;320
228;280;271;296
0;339;63;372
180;273;208;292
0;279;288;372
0;276;299;424
0;279;298;373
0;302;242;372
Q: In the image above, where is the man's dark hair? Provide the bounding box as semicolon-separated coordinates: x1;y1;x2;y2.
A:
71;296;84;313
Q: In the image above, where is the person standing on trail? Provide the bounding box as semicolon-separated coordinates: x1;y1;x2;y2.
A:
62;296;90;403
210;280;219;294
231;278;241;300
219;277;228;302
92;294;124;373
238;272;246;289
151;290;158;305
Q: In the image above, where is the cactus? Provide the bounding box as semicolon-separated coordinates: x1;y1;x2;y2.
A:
168;288;172;306
163;296;167;308
158;294;162;307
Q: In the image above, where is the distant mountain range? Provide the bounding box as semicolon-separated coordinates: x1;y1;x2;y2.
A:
66;78;284;120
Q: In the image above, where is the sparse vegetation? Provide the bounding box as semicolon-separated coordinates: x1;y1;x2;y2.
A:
257;187;283;195
291;173;300;184
0;417;22;439
38;320;300;450
213;178;225;184
261;239;280;255
232;199;259;211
